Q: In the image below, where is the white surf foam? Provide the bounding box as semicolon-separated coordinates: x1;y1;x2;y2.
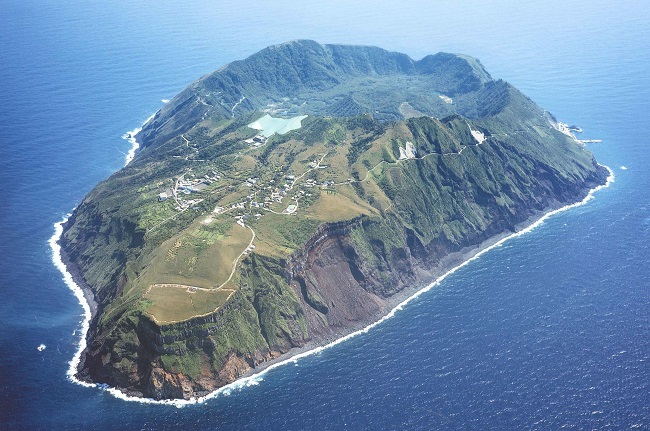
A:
51;163;614;407
50;214;95;389
122;113;155;166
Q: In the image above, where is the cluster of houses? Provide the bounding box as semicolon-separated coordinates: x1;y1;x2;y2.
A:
223;170;329;221
159;171;221;203
308;161;329;169
159;150;337;230
304;178;335;189
177;198;203;211
235;213;263;228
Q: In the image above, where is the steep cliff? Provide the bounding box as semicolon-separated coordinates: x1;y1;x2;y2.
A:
60;40;608;399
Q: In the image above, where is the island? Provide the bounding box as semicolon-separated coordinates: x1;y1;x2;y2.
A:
59;40;608;400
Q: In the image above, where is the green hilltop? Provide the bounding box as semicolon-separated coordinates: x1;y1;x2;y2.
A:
60;40;608;400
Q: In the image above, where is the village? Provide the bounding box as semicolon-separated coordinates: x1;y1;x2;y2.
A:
154;114;337;234
154;116;496;235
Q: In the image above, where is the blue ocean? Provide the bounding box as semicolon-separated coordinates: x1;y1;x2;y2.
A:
1;1;648;429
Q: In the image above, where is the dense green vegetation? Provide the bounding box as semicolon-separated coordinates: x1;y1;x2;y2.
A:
61;41;607;399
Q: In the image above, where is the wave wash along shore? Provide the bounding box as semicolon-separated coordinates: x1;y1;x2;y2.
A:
50;116;615;407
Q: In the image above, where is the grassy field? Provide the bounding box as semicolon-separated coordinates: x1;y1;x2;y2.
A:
143;221;251;287
144;284;234;323
134;218;253;322
250;212;320;256
304;186;378;222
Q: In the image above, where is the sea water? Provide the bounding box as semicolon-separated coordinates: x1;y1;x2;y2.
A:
1;0;648;429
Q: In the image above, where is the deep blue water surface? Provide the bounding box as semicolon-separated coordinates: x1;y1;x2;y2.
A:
1;1;648;429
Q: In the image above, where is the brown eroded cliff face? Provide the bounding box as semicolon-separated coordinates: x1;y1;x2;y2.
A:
285;171;606;346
